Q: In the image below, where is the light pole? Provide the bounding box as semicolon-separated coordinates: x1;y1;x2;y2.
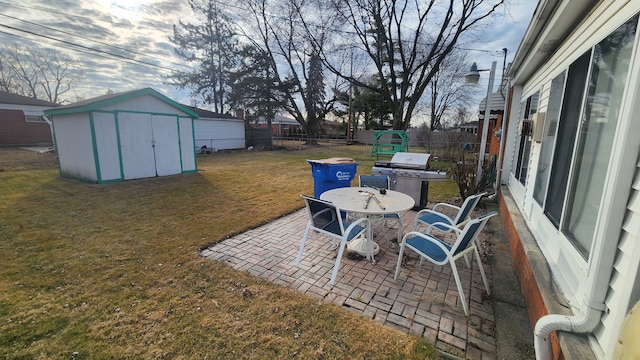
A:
466;60;497;187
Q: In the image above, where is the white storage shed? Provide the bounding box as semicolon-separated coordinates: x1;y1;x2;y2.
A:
187;106;245;151
44;88;199;183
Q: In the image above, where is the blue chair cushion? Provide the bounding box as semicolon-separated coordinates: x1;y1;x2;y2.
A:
405;235;451;263
383;213;400;219
342;221;366;241
417;212;453;231
318;219;342;236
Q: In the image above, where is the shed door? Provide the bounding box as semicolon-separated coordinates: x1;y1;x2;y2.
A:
119;113;156;180
119;113;182;180
151;115;181;176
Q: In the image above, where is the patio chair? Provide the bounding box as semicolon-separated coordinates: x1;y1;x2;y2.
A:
395;211;496;316
295;195;373;285
413;192;487;233
359;175;403;242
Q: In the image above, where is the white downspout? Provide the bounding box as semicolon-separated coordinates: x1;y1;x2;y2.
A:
534;211;615;360
43;115;55;151
534;301;605;360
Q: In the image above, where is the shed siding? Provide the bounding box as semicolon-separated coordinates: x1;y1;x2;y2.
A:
100;94;189;116
179;118;196;171
92;112;121;181
54;114;97;181
194;119;245;150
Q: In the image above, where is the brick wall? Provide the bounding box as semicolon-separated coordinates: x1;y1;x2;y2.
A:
0;109;52;146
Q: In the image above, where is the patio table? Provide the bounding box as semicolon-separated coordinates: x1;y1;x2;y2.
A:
320;187;415;256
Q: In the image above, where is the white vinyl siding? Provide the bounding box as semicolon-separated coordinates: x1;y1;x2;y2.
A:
595;157;640;357
194;118;245;150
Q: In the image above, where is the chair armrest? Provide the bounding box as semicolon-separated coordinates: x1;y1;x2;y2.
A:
426;221;462;236
415;209;456;227
400;231;451;254
432;202;462;213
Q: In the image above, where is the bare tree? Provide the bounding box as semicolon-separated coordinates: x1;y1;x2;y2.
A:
427;51;474;131
0;45;81;103
307;0;503;130
241;0;342;142
449;105;474;130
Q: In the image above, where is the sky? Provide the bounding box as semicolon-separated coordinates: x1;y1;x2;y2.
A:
0;0;538;111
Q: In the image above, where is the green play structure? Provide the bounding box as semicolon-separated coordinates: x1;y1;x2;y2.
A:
369;130;410;160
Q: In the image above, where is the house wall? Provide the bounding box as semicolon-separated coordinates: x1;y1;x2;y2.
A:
194;118;244;150
0;109;52;146
53;113;97;181
502;2;640;358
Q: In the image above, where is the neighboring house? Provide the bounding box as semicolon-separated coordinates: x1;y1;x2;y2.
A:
497;1;640;359
459;121;478;135
186;106;245;151
0;90;58;146
252;114;303;137
322;120;345;137
477;88;507;157
44;88;199;183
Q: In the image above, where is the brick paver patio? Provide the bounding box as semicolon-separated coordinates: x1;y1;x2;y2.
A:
201;209;496;359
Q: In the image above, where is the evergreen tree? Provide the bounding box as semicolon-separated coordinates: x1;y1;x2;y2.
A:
166;0;238;113
228;45;288;124
304;52;326;139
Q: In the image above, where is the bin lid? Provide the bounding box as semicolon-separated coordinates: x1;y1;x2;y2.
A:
308;157;356;164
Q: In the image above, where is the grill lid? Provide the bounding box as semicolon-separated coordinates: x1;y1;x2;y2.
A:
389;152;431;170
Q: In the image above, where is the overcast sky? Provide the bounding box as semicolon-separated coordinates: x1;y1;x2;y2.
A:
0;0;538;111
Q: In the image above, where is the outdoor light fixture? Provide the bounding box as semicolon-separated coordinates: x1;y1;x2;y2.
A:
465;62;481;84
467;60;497;186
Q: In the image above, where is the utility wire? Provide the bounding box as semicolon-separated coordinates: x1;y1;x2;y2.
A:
0;12;190;70
0;0;504;76
0;23;177;72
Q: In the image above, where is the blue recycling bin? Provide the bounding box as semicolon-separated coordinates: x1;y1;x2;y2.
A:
308;158;359;198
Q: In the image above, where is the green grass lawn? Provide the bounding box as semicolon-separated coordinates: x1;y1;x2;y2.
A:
0;146;456;359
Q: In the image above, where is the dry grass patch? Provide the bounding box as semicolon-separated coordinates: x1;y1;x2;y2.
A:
0;146;449;359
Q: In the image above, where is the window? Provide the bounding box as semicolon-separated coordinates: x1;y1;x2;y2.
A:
563;15;638;258
25;115;46;123
515;92;539;185
544;51;591;228
535;15;638;258
534;72;566;205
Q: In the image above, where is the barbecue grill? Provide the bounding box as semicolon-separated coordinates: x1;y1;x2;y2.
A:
372;152;447;209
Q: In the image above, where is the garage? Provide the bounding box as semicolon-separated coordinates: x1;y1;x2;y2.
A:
44;88;199;183
187;106;245;151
